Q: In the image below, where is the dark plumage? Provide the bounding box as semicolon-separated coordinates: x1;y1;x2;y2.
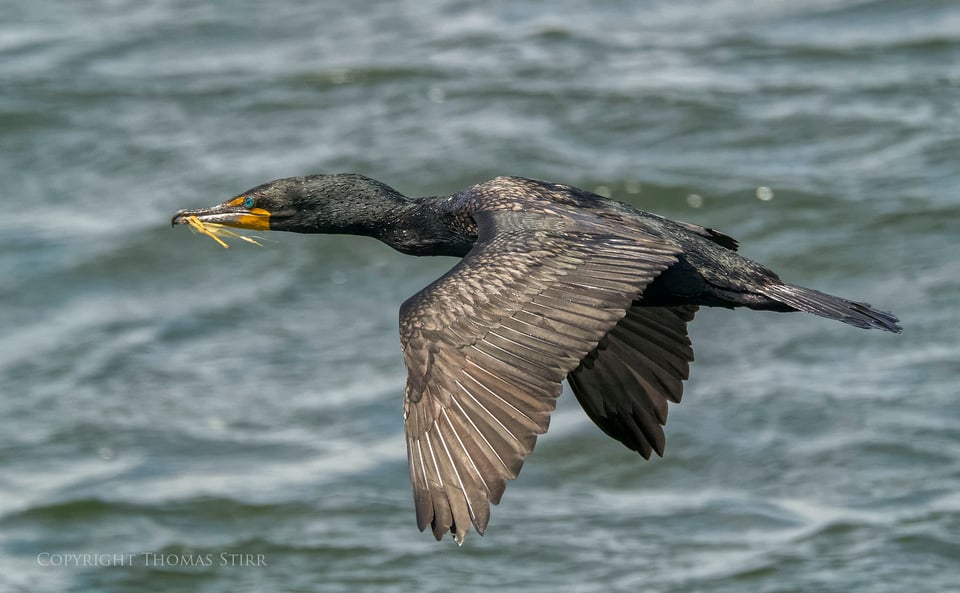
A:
172;174;900;543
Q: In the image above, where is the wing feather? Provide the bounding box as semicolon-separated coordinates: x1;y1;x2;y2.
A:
568;306;698;457
401;207;682;542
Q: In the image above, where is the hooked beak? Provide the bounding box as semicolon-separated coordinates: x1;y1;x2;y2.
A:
171;198;271;230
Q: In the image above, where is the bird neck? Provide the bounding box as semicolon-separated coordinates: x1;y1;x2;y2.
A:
291;176;478;257
379;197;478;258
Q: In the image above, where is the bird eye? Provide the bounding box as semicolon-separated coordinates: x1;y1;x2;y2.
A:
243;196;255;209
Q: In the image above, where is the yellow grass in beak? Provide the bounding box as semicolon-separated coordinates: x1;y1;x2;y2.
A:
185;215;264;248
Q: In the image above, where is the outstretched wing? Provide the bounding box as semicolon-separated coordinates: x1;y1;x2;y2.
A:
399;209;681;542
568;305;698;459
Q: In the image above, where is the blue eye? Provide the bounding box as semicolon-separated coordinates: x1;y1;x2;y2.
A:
243;196;255;209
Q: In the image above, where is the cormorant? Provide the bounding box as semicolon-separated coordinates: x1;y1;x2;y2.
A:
172;174;900;543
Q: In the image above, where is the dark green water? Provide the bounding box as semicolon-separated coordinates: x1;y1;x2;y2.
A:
2;1;958;592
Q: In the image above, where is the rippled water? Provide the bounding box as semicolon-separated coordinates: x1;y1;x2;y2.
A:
2;1;958;592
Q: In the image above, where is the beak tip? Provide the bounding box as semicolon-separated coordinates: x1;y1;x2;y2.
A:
171;210;187;227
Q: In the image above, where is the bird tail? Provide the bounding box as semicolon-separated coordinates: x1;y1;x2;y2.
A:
759;283;901;333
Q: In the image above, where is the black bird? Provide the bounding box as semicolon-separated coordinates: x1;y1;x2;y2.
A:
172;174;900;543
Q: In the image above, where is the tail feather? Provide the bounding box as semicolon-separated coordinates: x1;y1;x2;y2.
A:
759;284;901;333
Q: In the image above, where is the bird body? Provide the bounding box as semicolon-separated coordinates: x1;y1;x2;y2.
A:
173;174;900;543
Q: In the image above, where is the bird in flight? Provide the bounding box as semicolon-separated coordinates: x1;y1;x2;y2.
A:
172;174;900;543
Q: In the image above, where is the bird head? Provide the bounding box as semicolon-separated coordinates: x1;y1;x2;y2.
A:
172;174;406;235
